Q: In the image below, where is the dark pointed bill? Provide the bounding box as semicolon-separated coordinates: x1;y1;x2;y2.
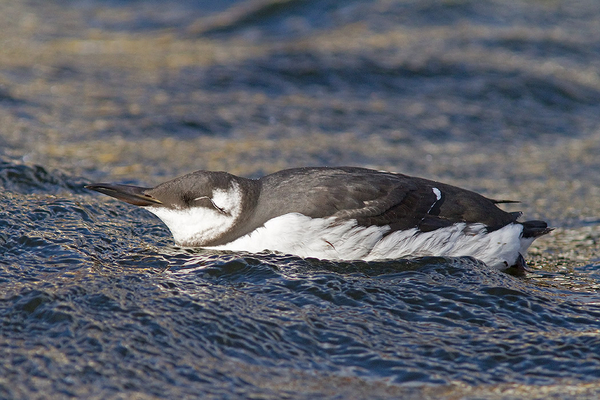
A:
85;183;162;206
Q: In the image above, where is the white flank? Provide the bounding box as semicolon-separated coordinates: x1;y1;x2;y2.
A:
366;223;525;269
146;181;243;246
209;213;389;260
208;213;529;270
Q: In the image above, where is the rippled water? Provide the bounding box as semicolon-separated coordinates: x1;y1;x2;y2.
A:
2;0;600;398
1;163;599;398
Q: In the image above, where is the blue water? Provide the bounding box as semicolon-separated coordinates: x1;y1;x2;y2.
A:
2;0;600;397
1;162;600;398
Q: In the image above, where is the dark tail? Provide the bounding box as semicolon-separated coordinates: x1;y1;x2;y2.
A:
521;220;553;238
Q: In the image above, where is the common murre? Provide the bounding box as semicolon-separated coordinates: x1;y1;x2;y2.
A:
86;166;552;272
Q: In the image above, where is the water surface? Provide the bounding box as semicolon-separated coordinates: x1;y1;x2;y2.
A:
1;0;600;398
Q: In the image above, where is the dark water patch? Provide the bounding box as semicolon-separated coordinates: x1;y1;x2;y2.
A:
151;254;600;385
0;187;171;290
42;64;82;83
507;76;600;108
578;262;600;281
31;0;599;50
41;0;599;41
0;86;26;106
193;52;471;96
0;160;89;194
195;0;366;38
372;0;600;31
43;0;237;35
196;50;600;107
482;36;600;65
155;115;234;138
189;0;600;40
183;50;598;142
351;0;515;31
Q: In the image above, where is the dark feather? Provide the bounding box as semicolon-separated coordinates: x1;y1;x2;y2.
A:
248;167;520;238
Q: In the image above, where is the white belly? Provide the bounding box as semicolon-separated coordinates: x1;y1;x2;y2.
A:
208;213;528;270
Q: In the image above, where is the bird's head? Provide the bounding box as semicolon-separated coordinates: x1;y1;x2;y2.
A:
86;171;244;246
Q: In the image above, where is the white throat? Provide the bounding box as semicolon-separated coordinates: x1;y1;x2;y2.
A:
146;181;243;246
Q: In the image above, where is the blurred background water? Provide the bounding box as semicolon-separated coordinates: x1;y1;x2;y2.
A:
1;0;600;398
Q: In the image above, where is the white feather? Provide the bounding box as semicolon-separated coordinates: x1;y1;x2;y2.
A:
207;213;528;270
367;222;525;268
209;213;389;260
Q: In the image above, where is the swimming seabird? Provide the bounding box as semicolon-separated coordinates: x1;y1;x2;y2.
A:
86;166;552;272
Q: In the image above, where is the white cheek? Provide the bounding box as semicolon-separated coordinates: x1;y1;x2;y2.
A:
146;207;236;245
146;181;244;246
